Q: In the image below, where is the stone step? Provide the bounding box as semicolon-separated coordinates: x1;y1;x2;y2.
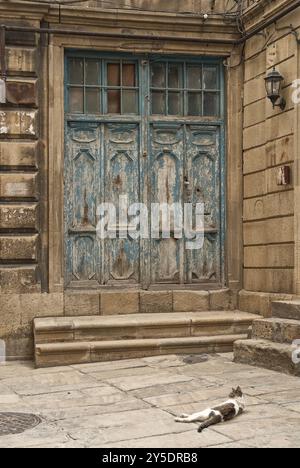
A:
272;300;300;320
234;339;300;377
35;334;248;368
34;311;258;345
252;318;300;344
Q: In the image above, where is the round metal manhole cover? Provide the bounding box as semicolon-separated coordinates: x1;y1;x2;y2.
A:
0;413;42;437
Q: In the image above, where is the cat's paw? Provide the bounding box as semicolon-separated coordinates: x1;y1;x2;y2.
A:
175;417;186;423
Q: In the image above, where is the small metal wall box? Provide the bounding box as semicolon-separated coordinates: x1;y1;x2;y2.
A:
277;166;291;186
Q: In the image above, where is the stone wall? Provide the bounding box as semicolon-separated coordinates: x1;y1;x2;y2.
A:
0;16;65;359
36;0;237;14
242;2;300;294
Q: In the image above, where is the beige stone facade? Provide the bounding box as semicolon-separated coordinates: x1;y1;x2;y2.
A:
0;0;300;359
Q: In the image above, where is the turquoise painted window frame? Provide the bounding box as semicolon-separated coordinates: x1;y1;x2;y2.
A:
150;60;222;117
65;52;224;120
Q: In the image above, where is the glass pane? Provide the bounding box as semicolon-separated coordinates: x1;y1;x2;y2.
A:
69;87;84;113
152;91;166;114
151;64;165;88
107;63;120;86
107;90;121;113
168;92;182;115
188;92;202;116
203;66;218;90
69;58;84;85
123;64;136;87
168;64;183;89
123;90;138;114
85;60;100;85
86;88;100;114
187;66;202;89
203;92;219;116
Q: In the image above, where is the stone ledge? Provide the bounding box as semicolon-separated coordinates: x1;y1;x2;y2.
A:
252;317;300;344
234;338;300;376
238;290;295;317
34;311;258;344
272;301;300;320
35;334;247;368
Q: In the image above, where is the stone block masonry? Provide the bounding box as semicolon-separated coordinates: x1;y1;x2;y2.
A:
242;2;300;294
0;18;52;359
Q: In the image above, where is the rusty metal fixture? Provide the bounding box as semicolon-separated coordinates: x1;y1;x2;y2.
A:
0;413;42;437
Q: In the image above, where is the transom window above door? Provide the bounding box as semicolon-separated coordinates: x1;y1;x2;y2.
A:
66;56;221;117
67;57;139;115
151;61;221;117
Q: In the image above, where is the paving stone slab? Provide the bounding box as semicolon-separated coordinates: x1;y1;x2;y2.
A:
106;371;193;392
39;398;150;422
56;408;195;446
88;365;162;381
2;371;104;396
141;355;188;368
130;379;215;399
211;432;300;449
241;379;300;397
0;362;75;380
0;421;70;449
256;389;300;404
95;429;232;448
22;386;126;412
72;358;147;374
27;441;86;448
144;387;237;408
208;416;300;441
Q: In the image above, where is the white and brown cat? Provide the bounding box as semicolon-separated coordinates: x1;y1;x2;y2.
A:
175;386;245;433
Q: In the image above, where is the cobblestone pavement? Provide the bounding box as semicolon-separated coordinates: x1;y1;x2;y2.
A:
0;353;300;448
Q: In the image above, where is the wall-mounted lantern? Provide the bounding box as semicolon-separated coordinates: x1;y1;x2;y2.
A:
264;67;286;110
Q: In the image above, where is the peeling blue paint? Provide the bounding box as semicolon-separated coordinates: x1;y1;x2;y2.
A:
64;52;225;288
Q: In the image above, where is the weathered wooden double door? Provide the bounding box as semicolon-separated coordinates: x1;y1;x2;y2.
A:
64;54;225;289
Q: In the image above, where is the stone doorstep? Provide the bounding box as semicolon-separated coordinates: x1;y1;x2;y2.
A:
34;312;258;344
35;334;247;368
272;301;300;320
252;317;300;344
234;339;300;377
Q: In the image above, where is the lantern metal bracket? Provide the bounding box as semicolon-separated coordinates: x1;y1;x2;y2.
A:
273;97;286;111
